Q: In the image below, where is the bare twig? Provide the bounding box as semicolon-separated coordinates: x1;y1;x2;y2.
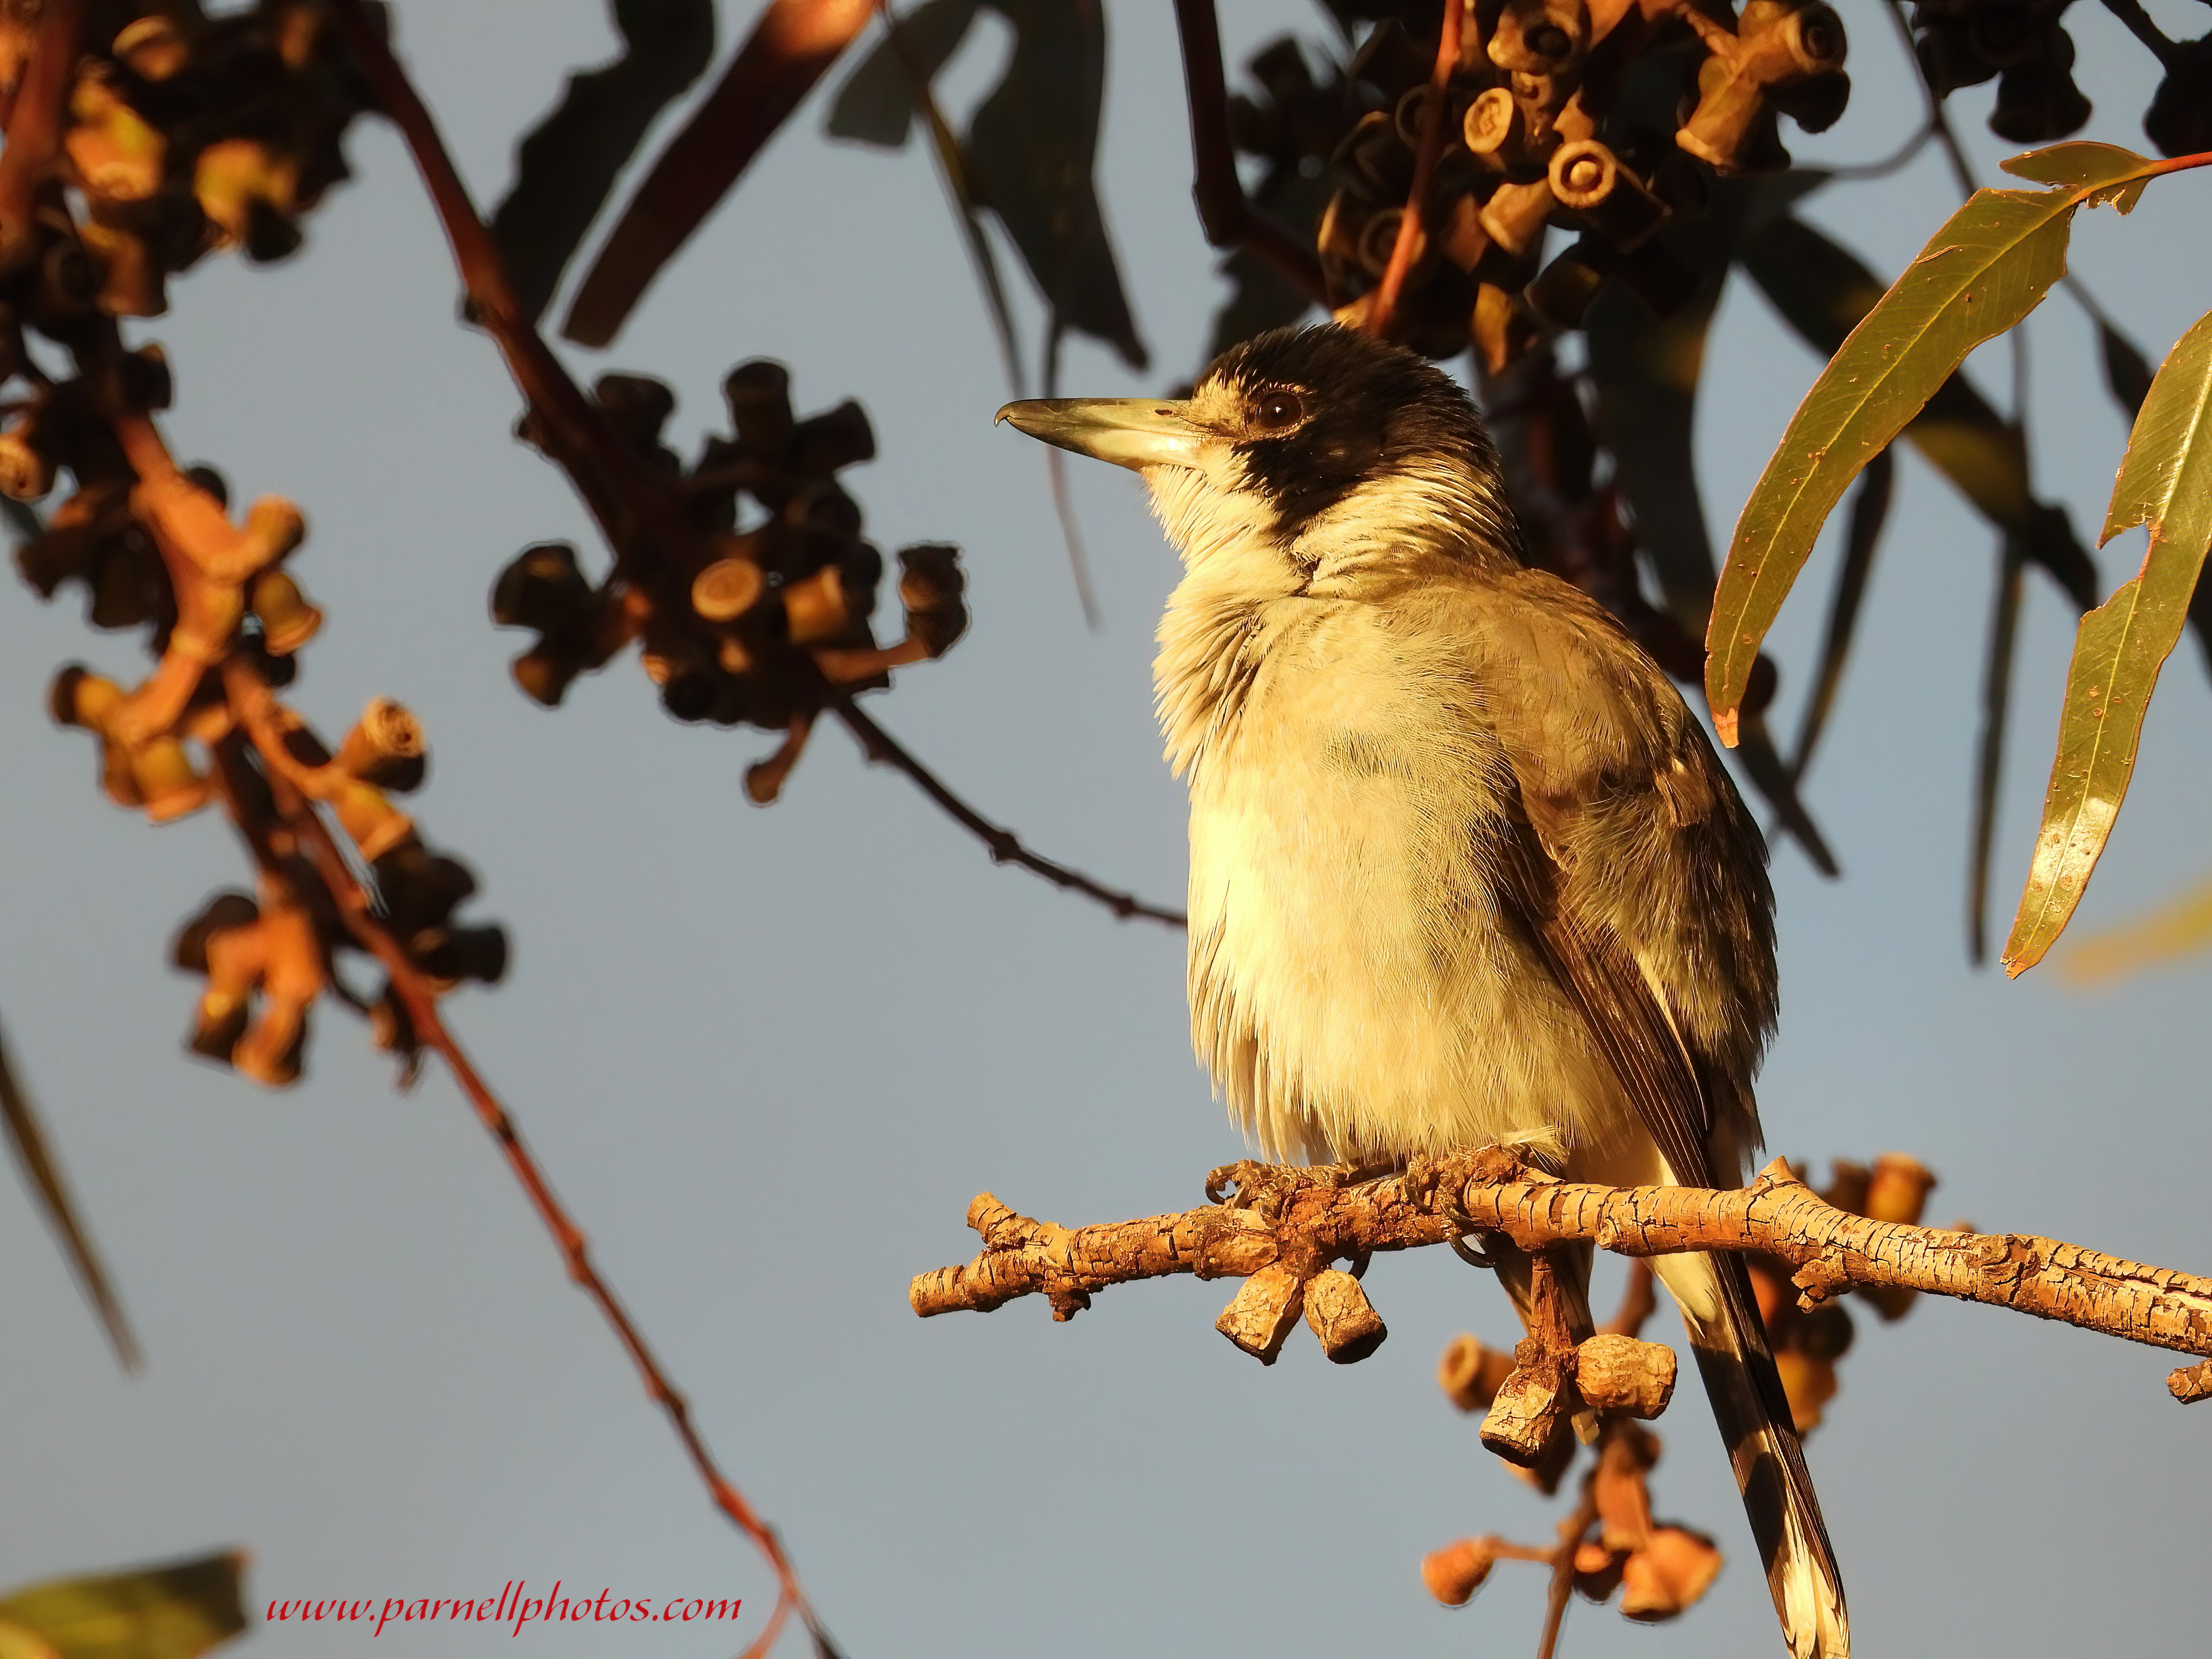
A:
0;1017;141;1371
913;1149;2212;1399
329;0;1164;938
1170;0;1332;306
1536;1485;1599;1659
219;657;821;1658
1365;0;1462;339
826;691;1186;927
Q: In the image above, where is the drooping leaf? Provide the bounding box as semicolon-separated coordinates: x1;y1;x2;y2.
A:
2100;319;2154;417
1709;177;2150;740
563;0;875;348
824;0;980;147
1737;212;2104;613
2057;868;2212;984
1731;713;1841;877
488;0;716;325
1789;445;1893;785
0;1016;139;1370
1968;542;2026;965
0;1553;244;1659
2003;305;2212;975
963;0;1147;370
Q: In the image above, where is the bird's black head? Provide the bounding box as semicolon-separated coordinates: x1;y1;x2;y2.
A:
999;324;1517;576
1188;325;1503;540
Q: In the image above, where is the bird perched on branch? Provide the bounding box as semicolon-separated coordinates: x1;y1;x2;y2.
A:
998;324;1846;1659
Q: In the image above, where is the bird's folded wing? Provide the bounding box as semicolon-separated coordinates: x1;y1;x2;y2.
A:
1495;812;1716;1189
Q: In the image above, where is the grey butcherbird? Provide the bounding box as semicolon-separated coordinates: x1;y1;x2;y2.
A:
999;324;1847;1659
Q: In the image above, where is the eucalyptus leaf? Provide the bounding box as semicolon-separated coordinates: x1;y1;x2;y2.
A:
964;0;1147;369
824;0;981;148
2004;305;2212;974
489;0;715;325
0;1554;244;1659
1710;184;2106;741
563;0;876;348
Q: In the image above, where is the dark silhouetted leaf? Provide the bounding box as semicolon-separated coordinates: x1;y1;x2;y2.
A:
846;3;1023;388
0;1016;139;1370
2004;304;2212;975
2101;320;2154;417
1789;445;1893;786
489;0;715;325
824;0;980;147
964;0;1147;370
1731;713;1840;877
1708;168;2165;739
563;0;875;348
0;1551;244;1659
1969;542;2026;965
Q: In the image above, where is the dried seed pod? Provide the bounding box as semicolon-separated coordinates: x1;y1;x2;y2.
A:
723;360;794;454
1480;1348;1569;1466
1572;1542;1626;1601
492;542;594;634
897;545;968;657
1593;1419;1660;1551
130;733;208;822
1575;1333;1677;1418
1478;178;1555;258
790;400;876;479
330;779;414;863
249;567;320;654
1302;1267;1387;1362
412;924;508;986
510;637;585;707
1439;1332;1516;1411
338;697;426;793
172;891;260;974
780;563;851;645
1549;140;1670;249
1863;1151;1936;1224
1619;1526;1722;1621
1420;1538;1497;1607
1774;1347;1839;1431
1215;1262;1310;1364
0;423;55;500
114;15;190;79
593;373;679;469
1820;1157;1872;1215
1677;0;1849;173
691;554;764;622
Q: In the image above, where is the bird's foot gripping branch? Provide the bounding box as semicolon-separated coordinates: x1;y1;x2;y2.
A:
912;1147;2212;1403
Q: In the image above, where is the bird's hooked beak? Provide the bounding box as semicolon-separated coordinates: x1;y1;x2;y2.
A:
996;398;1203;472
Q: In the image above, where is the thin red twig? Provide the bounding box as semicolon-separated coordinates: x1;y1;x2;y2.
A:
1366;0;1462;339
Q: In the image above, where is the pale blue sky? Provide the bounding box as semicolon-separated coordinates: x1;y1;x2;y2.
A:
3;3;2209;1655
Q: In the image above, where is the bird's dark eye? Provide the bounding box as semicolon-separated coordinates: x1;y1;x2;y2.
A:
1250;388;1306;433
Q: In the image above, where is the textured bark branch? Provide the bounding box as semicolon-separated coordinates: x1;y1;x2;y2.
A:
912;1149;2212;1399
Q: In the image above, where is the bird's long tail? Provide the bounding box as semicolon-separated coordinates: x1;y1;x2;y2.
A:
1653;1249;1850;1659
